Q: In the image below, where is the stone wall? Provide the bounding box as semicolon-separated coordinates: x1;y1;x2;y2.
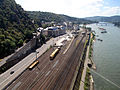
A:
0;35;41;73
6;37;37;62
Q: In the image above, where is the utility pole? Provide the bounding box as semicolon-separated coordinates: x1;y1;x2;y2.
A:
32;20;38;60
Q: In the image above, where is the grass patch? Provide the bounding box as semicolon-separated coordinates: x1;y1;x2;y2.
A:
88;32;95;59
84;68;90;90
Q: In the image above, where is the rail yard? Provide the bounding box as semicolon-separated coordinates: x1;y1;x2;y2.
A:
6;30;89;90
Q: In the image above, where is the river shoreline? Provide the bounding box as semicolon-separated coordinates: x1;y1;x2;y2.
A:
87;32;97;90
88;33;96;70
88;23;120;90
79;31;96;90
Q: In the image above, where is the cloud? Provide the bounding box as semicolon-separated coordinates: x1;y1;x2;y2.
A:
15;0;120;18
66;0;104;17
101;6;120;16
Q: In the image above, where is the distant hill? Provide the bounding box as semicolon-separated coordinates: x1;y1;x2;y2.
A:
85;15;120;22
0;0;36;58
27;11;95;25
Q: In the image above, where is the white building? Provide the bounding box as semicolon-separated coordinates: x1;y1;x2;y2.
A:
47;26;66;37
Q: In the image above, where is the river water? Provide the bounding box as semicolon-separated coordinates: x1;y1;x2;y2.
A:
88;23;120;90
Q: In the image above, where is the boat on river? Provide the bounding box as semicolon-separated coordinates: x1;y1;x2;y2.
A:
98;27;106;30
101;31;107;33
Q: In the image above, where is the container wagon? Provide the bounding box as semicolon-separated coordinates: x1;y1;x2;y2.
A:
50;47;60;60
29;60;39;70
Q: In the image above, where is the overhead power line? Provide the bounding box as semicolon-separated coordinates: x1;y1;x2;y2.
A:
91;69;120;89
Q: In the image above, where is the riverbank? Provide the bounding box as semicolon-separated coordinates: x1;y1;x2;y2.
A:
82;32;96;90
71;30;96;90
79;38;95;90
88;33;96;70
73;30;92;90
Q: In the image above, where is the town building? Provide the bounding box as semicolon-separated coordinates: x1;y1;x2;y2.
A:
44;26;66;37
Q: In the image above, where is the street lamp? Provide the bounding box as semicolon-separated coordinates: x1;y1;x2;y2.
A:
32;20;38;60
36;51;39;60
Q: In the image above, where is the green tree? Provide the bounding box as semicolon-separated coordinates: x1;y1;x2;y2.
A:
0;39;16;57
24;30;33;41
17;39;23;47
40;34;46;44
0;34;5;41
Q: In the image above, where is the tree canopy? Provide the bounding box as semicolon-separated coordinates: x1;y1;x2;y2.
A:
27;11;94;24
0;0;37;58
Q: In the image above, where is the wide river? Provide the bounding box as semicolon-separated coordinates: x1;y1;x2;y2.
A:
88;23;120;90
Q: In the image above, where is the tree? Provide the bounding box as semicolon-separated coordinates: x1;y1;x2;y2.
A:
0;0;36;58
24;30;33;41
0;34;5;41
40;34;46;44
87;27;91;31
17;39;23;47
0;39;16;57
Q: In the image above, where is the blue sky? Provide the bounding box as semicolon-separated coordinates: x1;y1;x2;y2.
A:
15;0;120;18
104;0;120;7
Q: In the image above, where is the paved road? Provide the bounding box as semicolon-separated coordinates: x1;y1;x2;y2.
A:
0;33;68;90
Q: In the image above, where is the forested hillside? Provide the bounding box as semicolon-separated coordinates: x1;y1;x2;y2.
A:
0;0;36;58
27;11;64;24
27;11;94;25
85;16;120;22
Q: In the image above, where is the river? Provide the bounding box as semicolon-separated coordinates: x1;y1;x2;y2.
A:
88;23;120;90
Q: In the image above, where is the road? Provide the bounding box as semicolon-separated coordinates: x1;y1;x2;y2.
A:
0;33;68;90
5;30;88;90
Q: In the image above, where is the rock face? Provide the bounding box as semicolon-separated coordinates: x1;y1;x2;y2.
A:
0;0;36;58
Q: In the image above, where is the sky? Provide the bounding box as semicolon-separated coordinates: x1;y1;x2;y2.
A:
15;0;120;18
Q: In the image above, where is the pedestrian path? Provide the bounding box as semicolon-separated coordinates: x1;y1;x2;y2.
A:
79;45;90;90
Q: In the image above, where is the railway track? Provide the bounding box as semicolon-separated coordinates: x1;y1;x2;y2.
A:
38;38;79;90
35;33;87;90
6;31;88;90
16;46;66;90
6;48;55;90
51;35;87;90
6;40;68;90
28;42;70;90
